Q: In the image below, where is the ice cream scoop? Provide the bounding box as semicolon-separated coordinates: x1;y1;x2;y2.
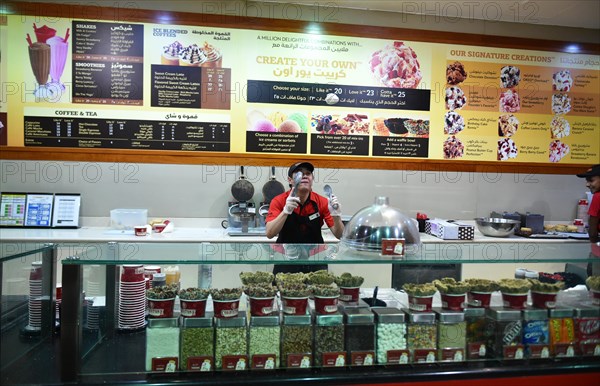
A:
290;171;302;197
323;184;338;209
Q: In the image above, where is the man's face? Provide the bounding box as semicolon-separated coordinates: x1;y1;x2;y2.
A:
289;167;313;192
586;176;600;194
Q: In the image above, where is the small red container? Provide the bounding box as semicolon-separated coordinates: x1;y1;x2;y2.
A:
339;287;360;302
121;264;144;282
531;291;558;309
30;262;43;280
213;299;240;318
147;298;175;318
408;295;434;312
248;297;275;316
180;298;207;318
153;223;167;233
467;291;493;308
502;292;528;309
441;293;466;311
313;296;339;315
134;226;147;236
281;296;309;315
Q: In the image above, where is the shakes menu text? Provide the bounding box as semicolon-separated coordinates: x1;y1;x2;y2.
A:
3;14;599;164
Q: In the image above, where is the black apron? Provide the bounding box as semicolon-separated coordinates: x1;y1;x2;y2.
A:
273;200;327;274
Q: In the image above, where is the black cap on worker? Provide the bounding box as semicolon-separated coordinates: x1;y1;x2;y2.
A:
576;164;600;178
288;162;314;177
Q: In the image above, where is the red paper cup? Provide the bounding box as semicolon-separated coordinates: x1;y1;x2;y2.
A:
591;290;600;306
153;224;166;233
147;298;175;318
339;287;360;302
134;226;147;236
30;262;43;280
180;298;207;318
441;293;466;311
281;296;309;315
121;264;144;282
56;284;62;300
408;295;434;312
531;291;557;309
249;297;275;316
467;291;493;308
213;299;240;318
502;293;528;309
313;296;339;315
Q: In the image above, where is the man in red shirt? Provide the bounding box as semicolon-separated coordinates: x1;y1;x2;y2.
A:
577;164;600;244
577;164;600;276
266;161;344;274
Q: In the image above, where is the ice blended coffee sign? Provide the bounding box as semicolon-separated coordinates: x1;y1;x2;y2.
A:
72;21;144;105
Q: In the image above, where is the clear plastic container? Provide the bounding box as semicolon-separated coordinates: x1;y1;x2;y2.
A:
281;314;313;368
465;307;487;360
146;318;179;371
314;312;344;367
405;309;437;363
435;309;466;362
179;316;214;371
548;308;576;357
373;307;407;364
248;315;280;369
522;308;550;359
214;316;247;370
573;306;600;356
343;308;375;365
485;308;523;359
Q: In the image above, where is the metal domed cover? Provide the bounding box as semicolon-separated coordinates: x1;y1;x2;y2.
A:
341;196;420;252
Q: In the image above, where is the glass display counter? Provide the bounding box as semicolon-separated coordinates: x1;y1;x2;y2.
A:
2;239;599;385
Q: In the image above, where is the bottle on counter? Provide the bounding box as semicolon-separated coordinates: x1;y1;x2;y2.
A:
405;309;437;364
343;308;375;366
281;313;313;368
248;315;280;369
485;308;523;360
314;312;345;367
214;315;248;370
465;308;487;360
522;308;550;359
435;309;466;362
179;315;214;371
372;307;407;365
146;318;180;372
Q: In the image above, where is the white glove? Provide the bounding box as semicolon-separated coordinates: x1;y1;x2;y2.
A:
328;194;342;217
283;193;301;215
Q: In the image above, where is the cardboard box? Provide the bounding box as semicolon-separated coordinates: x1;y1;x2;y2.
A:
425;219;474;240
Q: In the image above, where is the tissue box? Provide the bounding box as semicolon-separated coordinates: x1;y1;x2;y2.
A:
425;219;474;240
110;209;148;229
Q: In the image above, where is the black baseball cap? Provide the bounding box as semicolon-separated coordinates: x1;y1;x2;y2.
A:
288;161;314;177
576;164;600;178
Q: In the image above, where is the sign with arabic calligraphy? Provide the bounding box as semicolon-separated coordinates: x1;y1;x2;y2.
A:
3;11;599;164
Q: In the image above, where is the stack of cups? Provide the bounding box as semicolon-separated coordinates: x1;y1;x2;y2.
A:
28;262;43;330
117;264;146;331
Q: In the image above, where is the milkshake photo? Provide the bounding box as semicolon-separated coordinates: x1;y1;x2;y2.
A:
26;25;69;98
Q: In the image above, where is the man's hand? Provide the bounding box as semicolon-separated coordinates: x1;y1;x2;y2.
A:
329;194;342;217
283;193;301;215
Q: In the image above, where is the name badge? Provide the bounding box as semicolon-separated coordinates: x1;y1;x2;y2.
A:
308;212;320;221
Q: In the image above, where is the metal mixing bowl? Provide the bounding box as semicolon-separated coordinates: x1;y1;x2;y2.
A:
474;217;520;237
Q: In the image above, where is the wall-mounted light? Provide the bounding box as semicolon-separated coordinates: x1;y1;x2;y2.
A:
564;44;580;53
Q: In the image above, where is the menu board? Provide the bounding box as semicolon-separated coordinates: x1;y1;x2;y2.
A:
0;193;26;226
3;10;599;166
